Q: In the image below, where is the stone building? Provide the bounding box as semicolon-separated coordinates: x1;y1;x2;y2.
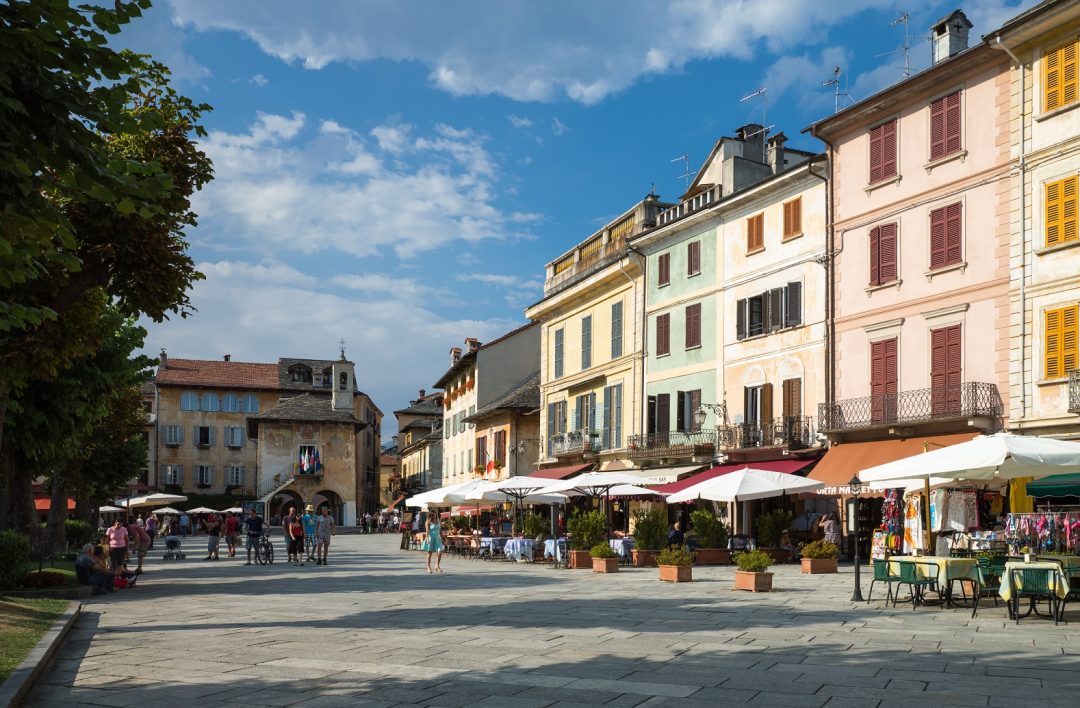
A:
394;390;444;498
464;371;541;480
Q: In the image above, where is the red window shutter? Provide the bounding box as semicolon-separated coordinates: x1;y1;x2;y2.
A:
930;96;946;160
945;91;961;156
880;120;898;180
656;313;670;356
869;226;881;284
931;325;962;414
945;202;962;265
871;338;899;423
688;241;700;275
658;253;670;286
685;303;701;348
869;124;883;183
930;206;947;268
878;223;897;282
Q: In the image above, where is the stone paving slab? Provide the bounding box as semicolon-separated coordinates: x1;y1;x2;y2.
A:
24;534;1080;707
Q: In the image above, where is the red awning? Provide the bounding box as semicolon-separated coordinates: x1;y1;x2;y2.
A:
34;498;75;512
650;459;816;495
531;463;593;480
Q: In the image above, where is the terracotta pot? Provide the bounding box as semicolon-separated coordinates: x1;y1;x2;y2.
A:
801;558;838;574
568;550;592;569
592;557;620;573
658;564;692;583
632;549;658;567
693;548;731;565
734;570;773;592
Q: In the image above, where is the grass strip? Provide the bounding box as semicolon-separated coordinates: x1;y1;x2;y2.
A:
0;596;68;683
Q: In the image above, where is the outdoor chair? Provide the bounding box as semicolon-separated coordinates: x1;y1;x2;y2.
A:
895;560;941;610
1010;567;1064;625
867;558;901;604
971;559;1004;619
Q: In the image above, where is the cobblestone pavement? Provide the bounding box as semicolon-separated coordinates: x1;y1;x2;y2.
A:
25;534;1080;707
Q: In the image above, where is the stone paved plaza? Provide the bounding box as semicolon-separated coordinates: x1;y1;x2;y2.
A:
25;534;1080;707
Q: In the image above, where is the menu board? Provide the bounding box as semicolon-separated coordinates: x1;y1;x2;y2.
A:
871;531;888;560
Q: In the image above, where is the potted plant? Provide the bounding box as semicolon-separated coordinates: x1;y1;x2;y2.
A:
631;508;667;567
566;511;607;569
689;509;730;565
657;545;694;582
754;510;793;563
590;542;619;573
734;549;774;592
800;539;839;574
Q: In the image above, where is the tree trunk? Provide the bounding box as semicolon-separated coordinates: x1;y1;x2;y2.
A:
46;470;69;553
0;445;36;532
73;472;93;526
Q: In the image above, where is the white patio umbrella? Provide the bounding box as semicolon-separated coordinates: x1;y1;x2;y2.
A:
123;492;187;508
665;467;825;504
605;484;669;498
97;505;125;513
540;471;651;496
151;507;183;515
464;476;569;505
186;506;219;514
221;506;244;514
405;479;487;507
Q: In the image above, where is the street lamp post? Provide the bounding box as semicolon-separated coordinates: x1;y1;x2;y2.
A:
849;474;865;602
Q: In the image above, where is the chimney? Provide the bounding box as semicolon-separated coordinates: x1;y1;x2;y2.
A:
465;337;481;352
450;347;462;366
223;354;231;362
932;10;972;65
419;388;426;399
159;348;168;368
736;123;767;164
767;132;787;175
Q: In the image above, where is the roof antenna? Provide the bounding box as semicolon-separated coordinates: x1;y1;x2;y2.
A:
739;87;771;161
670;153;692;191
821;66;853;113
877;12;912;80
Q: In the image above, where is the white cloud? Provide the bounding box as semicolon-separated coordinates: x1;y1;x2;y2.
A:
330;273;447;301
457;273;543;290
117;2;210;83
551;117;570;136
193;112;538;259
507;114;533;129
250;73;268;86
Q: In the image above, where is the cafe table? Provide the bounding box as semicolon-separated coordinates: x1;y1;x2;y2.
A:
609;537;635;559
543;537;567;563
998;561;1070;602
888;555;980;606
478;536;508;558
504;537;535;562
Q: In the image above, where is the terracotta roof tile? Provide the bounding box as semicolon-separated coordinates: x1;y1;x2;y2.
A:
156;359;279;389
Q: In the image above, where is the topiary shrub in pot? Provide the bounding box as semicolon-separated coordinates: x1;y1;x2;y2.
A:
590;542;619;573
657;545;694;583
800;539;839;574
689;509;730;565
734;548;774;592
567;511;607;569
631;508;667;567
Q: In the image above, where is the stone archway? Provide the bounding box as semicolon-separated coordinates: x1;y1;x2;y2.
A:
271;489;304;524
312;489;344;525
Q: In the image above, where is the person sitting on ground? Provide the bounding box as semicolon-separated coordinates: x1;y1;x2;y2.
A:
668;522;685;548
92;546;138;589
75;543;114;595
778;530;798;563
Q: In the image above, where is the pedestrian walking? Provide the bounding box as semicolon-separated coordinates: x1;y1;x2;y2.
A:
243;508;264;565
315;506;335;565
421;507;444;574
285;507;304;565
179;512;190;537
224;511;240;557
302;504;317;561
127;520;151;574
144;513;157;549
106;518;128;572
364;512;373;534
204;512;222;560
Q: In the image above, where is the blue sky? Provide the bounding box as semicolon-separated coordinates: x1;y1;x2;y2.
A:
124;0;1035;434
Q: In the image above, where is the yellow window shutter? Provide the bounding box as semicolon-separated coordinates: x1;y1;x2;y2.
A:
1047;179;1062;246
1047;307;1062;379
1064;41;1079;108
1064;305;1079;374
1064;176;1078;243
1045;45;1062;112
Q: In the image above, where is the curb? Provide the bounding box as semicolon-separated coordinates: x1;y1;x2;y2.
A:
0;600;81;708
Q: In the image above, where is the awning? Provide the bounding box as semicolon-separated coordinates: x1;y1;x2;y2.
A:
531;463;593;480
442;505;496;517
383;494;406;512
1026;473;1080;498
809;433;979;495
651;459;815;495
34;498;75;512
619;464;707;485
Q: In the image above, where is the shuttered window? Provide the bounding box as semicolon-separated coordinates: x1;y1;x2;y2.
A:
581;315;592;370
611;301;623;358
1046;176;1079;247
656;393;670;434
685;303;701;349
782;378;802;418
784;282;802;327
656;313;670;356
930;325;962;415
553;328;564;378
869;119;898;184
869;222;898;285
675;389;702;432
657;253;671;287
929;91;962;160
929;202;963;268
494;430;507;466
687;241;701;275
870;338;899;423
1045;305;1079;379
783;197;802;239
747;213;764;252
1044;39;1079;113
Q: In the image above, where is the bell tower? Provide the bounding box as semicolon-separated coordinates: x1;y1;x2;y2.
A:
332;344;355;411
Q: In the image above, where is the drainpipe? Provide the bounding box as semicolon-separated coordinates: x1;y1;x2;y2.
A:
992;35;1026;423
627;245;648;443
805;156;831;418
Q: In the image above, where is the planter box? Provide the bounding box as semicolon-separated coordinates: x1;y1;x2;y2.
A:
568;550;592;569
801;558;838;574
632;549;658;567
734;570;773;592
592;557;619;573
694;548;731;565
658;564;692;583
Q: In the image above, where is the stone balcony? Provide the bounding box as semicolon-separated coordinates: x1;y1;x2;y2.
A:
818;382;1002;435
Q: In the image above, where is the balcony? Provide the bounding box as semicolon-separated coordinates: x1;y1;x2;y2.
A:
628;430;716;462
818;382;1002;433
545;238;630;296
654;185;721;228
715;416;814;452
1070;370;1080;414
550;429;601;458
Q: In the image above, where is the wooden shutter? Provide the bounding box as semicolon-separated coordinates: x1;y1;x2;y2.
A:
1046;176;1079;247
871;338;898;423
581;315;592;370
685;303;701;348
945;202;962;265
870;119;897;183
611;301;623;358
869;124;883;183
931;325;962;414
930;206;947;268
747;214;763;251
1066;305;1080;375
656;313;670;356
869;226;881;285
878;223;897;283
656;394;670;435
760;382;773;429
1044;40;1079;113
736;298;747;340
676;391;686;432
784;282;802;327
768;288;784;332
658;253;670;286
1046;305;1080;378
647;395;657;434
613;384;623;447
783;197;802;239
546;402;556;441
930;92;960;160
688;241;700;275
602;387;612;449
782;378;802;418
554;328;564;378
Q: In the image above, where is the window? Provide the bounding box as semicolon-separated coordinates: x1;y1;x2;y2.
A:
554;328;564;378
930;202;962;268
687;241;701;276
611;301;623;359
546;400;568;451
494;430;507;466
929;91;961;160
194;425;214;447
476;436;487;468
1045;305;1079;379
782;379;802;418
1046;176;1078;247
240;394;259;413
601;384;623;449
736;282;801;339
298;445;320;474
676;389;702;431
163;425;183;446
581;315;592;370
162;464;182;486
870;338;899;423
648;393;671;434
221;393;239;412
226;465;244;486
869;223;898;285
180;391;198;411
930;324;962;415
457;412;465;434
869;119;898;184
1043;39;1079;113
225;426;245;448
685;303;701;349
657;253;671;287
468;405;475;429
289;365;312;383
444;418;451;439
195;465;213;487
747;213;764;252
574;393;596;431
201;392;219;412
656;313;671;356
743;385;770;426
783;197;803;239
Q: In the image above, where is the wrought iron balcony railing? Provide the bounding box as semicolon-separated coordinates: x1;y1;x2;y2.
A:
716;416;814;451
627;430;716;461
550;429;601;457
818;382;1002;432
1070;370;1080;415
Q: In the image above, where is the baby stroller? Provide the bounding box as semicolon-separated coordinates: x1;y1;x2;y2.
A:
163;534;185;560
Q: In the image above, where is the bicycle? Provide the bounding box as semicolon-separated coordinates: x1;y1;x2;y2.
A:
254;533;274;565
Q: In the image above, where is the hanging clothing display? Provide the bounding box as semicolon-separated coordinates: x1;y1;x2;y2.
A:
1006;510;1080;555
929;489;948;532
903;496;923;553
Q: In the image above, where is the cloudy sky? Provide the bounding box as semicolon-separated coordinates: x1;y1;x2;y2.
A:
123;0;1035;436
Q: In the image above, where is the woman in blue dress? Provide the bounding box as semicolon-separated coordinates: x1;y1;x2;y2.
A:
421;508;444;573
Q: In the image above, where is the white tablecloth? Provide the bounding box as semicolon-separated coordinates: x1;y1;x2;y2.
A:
609;538;634;558
504;538;535;561
543;538;567;559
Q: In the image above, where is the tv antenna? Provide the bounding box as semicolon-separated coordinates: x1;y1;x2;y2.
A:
670;153;692;191
876;12;912;79
739;87;772;161
821;66;853;113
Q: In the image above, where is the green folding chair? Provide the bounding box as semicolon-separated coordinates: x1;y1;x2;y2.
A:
867;558;901;604
1010;568;1064;625
895;561;940;609
971;561;1003;618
